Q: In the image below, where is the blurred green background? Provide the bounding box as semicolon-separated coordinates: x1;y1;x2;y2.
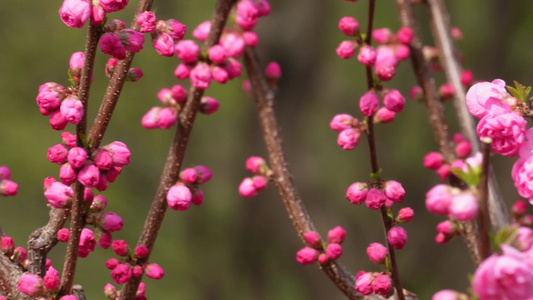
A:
0;0;532;299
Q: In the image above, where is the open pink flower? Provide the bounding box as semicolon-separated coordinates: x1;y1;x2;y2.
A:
476;105;526;157
59;0;91;29
466;79;511;119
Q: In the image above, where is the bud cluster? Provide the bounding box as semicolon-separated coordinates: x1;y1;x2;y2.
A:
296;226;347;265
0;166;18;197
239;156;271;198
422;133;473;181
166;165;212;211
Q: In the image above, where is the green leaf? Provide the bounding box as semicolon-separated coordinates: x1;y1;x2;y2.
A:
370;169;382;182
67;69;75;87
493;225;518;252
506;81;532;103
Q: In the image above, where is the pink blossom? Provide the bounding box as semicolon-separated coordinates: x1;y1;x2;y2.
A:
78;164;101;188
164;19;187;41
225;58;243;79
193;21;211;42
94;151;113;170
512;156;533;201
211;66;229;84
383;89;405;113
357;45;377;67
394;44;410;61
47;144;68;164
100;0;129;13
151;31;174;57
104;283;117;299
296;247;318;265
78;228;96;257
516;227;533;251
256;0;271;17
337;128;360;150
243;31;259;47
372;28;392;44
59;163;77;185
409;86;423;101
355;272;374;295
466;79;511;119
171;85;187;103
200;96;220;115
236;0;259;30
476;106;526;157
432;290;460;300
106;258;118;270
439;82;456;99
36;90;62;114
246;156;266;173
141;107;174;129
208;45;228;64
67;147;88;168
330;114;355;132
112;239;129;256
461;69;474;86
365;187;386;210
424;152;444;170
303;232;321;247
97;231;113;249
375;64;396;81
265;62;282;80
104;166;121;183
17;273;44;297
132;265;143;277
174;63;191;79
195;165;212;184
338;16;359;36
44;266;60;292
328;226;346;244
426;184;454;215
135;245;148;258
455;140;472;158
373;274;392;296
144;263;165;279
473;245;533;299
48;109;67;129
239;178;257;198
118;29;144;53
60;295;77;300
449;192;478;221
336;41;357;59
167;184;192;210
519;128;533;158
398;207;414;223
346;182;367;205
59;0;91;29
13;247;26;262
367;243;388;264
387;227;408;250
91;4;106;26
100;33;126;60
397;27;413;44
57;228;70;242
252;176;267;191
359;91;380;116
91;195;108;212
96;211;124;232
138;11;156;33
111;264;132;284
374;107;395;124
513;200;528;220
69;51;84;72
190;63;212;90
60;96;84;124
181;168;198;184
0;179;18;197
0;166;10;180
1;236;14;256
383;180;405;203
220;33;245;58
191;189;204;206
326;243;342;260
175;40;199;63
104;141;131;167
44;181;74;208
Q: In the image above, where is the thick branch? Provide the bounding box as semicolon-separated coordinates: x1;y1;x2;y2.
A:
118;1;237;299
0;251;24;299
425;0;508;231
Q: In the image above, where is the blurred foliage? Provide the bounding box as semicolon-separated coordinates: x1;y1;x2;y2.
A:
0;0;532;299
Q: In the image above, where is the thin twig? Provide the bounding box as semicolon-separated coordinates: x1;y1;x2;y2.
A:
425;0;508;231
118;1;237;299
476;139;492;260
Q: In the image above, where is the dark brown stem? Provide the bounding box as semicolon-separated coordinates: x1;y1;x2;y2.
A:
425;0;508;231
394;0;483;265
118;1;237;299
476;139;492;260
0;251;24;299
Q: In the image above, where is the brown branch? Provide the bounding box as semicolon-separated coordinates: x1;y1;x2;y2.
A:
425;0;509;231
476;139;492;260
118;1;237;299
0;250;24;299
394;0;483;265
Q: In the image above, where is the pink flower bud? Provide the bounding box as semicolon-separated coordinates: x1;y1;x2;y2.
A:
78;164;101;188
432;290;460;300
513;200;528;220
357;45;377;67
373;274;392;296
100;33;126;60
193;21;211;42
211;66;229;84
174;63;191;79
326;243;342;260
374;107;396;124
91;4;106;26
44;182;74;208
190;63;212;90
243;31;259;47
330;114;355;132
398;207;414;223
60;295;77;300
13;247;26;263
100;0;129;13
49;110;68;131
225;58;243;79
44;266;60;292
0;179;17;197
138;11;156;33
466;80;511;119
337;128;361;150
515;226;533;251
424;152;444;170
436;164;451;180
346;182;367;205
394;44;410;61
439;82;456;99
144;263;165;280
175;40;199;63
426;184;454;215
1;236;14;256
59;163;77;186
455;140;472;158
328;226;346;244
252;176;268;191
59;0;91;29
372;28;392;44
48;144;69;165
239;178;257;198
383;89;405;113
236;0;259;30
112;239;129;256
303;232;321;247
17;273;45;297
387;226;408;250
0;166;10;180
365;187;386;210
78;228;96;257
132;265;143;277
58;228;70;242
104;141;131;167
97;231;112;249
67;147;88;169
90;195;108;213
375;64;396;81
181;168;198;184
111;264;132;284
409;86;423;101
246;156;266;173
191;189;204;206
461;69;474;86
137;282;146;297
104;283;117;299
105;166;121;183
367;243;388;264
69;51;84;79
195;165;212;184
450;26;463;40
151;31;175;57
167;184;192;211
126;68;143;82
397;27;413;45
318;253;328;264
355;272;374;295
208;45;228;64
384;180;405;203
93;151;112;171
296;247;318;265
96;211;124;232
156;88;172;106
135;245;148;258
43;177;57;190
162;19;187;41
359;91;380;116
200;96;220;115
336;41;357;59
449;192;478;221
338;16;359;36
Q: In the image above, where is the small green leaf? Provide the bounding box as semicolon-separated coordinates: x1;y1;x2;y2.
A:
506;86;520;100
526;86;532;99
387;208;394;221
370;169;382;182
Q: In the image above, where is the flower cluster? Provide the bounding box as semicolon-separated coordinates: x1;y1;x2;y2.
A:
16;259;63;297
296;226;346;265
99;19;145;60
105;58;144;82
422;133;473;181
59;0;129;29
512;200;533;227
0;166;18;197
355;271;392;297
238;156;271;198
105;281;147;300
36;81;83;130
166;165;212;210
345;180;406;210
